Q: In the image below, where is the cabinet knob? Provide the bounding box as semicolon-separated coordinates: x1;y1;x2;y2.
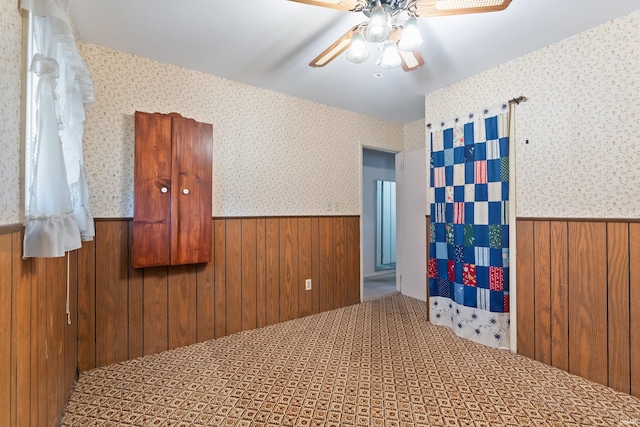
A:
182;189;190;195
161;187;168;193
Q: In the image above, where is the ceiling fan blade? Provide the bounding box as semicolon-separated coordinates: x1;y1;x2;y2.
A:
399;50;425;72
309;25;360;67
289;0;363;12
415;0;512;17
388;28;425;72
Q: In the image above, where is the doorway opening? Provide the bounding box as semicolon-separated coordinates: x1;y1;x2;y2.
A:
362;147;398;302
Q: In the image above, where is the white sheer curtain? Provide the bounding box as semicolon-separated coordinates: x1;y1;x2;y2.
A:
22;0;95;258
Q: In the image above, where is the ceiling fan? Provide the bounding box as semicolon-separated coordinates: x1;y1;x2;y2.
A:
290;0;513;73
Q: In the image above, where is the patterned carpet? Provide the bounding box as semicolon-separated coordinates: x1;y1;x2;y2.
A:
62;295;640;426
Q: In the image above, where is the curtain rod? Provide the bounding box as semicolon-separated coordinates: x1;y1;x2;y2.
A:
508;96;527;105
426;96;527;129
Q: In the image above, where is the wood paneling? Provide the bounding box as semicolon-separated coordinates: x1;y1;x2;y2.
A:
607;222;630;393
0;234;11;427
568;222;607;386
630;223;640;398
77;239;96;371
11;232;31;427
279;218;298;322
549;221;568;372
241;219;257;331
1;227;78;427
143;267;168;356
298;218;313;318
213;219;227;338
319;217;334;312
533;221;551;365
128;222;144;361
346;217;361;306
225;220;242;335
334;217;347;309
74;216;361;370
517;218;639;395
168;265;197;350
265;219;280;326
95;221;129;367
515;220;535;359
4;215;640;423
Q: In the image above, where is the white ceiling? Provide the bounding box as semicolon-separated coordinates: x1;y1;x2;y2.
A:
68;0;639;124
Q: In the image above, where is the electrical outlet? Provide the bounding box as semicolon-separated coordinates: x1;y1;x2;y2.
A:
305;279;312;291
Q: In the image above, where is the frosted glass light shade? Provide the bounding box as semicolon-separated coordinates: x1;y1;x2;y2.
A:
364;5;391;43
380;41;401;69
398;18;423;51
346;33;370;64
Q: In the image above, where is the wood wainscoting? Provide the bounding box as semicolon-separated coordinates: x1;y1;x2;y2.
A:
78;216;361;371
516;219;640;398
0;225;78;427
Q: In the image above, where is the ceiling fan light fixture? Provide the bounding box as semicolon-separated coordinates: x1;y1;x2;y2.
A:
380;41;401;69
398;18;423;51
364;3;391;43
435;0;505;10
346;32;370;64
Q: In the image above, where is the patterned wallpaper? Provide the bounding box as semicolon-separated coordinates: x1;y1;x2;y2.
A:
78;43;404;217
403;118;426;151
0;0;22;225
424;10;640;219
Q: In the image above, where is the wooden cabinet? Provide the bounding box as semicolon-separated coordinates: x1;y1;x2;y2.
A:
132;112;213;268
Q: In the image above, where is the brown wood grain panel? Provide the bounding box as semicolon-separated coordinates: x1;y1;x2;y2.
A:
11;232;31;427
346;217;361;307
319;217;335;312
629;223;640;398
0;234;11;427
67;249;79;405
128;222;144;360
256;219;267;328
549;221;569;372
96;221;130;367
225;220;243;335
265;219;280;326
311;218;320;315
171;116;213;265
77;238;96;372
213;220;226;339
133;112;173;268
568;222;608;386
607;222;630;393
533;221;551;365
45;257;58;427
241;219;258;331
55;255;66;420
196;243;216;343
516;220;535;359
33;257;47;427
143;267;168;356
168;264;197;350
298;218;313;318
279;218;299;322
334;217;347;309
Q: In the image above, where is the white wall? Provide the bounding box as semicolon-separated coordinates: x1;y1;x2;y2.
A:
78;43;405;218
424;10;640;218
362;148;396;277
397;148;427;301
0;0;22;225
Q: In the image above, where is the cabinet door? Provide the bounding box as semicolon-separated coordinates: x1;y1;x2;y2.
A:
171;116;213;265
133;112;173;268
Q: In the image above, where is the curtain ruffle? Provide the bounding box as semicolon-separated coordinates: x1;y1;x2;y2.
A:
22;0;95;258
24;211;81;258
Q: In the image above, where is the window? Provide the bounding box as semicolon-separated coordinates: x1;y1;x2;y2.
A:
21;1;95;258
